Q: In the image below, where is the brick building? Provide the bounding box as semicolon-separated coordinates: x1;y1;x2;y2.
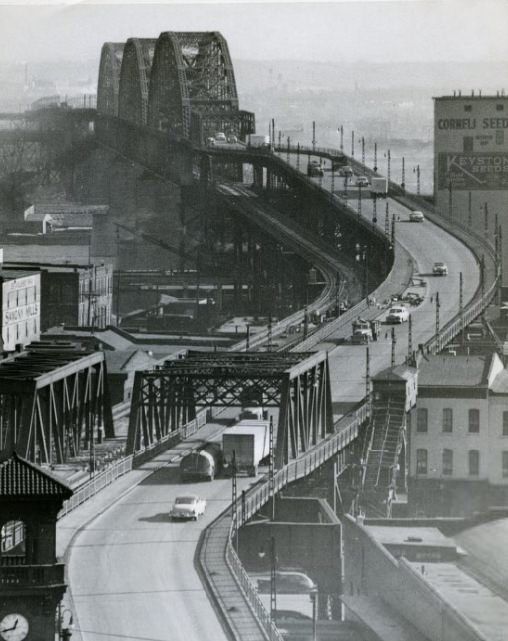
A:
408;352;508;516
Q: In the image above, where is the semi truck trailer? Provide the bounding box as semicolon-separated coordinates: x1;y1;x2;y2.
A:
222;421;270;476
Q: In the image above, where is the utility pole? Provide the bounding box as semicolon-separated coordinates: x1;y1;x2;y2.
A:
435;292;440;350
365;346;370;402
459;272;464;346
391;328;396;368
408;314;413;364
269;415;275;521
373;141;378;172
312;121;316;152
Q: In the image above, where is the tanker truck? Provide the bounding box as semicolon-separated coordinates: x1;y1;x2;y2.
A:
179;442;223;482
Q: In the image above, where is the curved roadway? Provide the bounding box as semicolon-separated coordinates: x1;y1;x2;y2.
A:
67;159;481;640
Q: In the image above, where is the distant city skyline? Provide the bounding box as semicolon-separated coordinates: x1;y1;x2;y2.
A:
0;0;507;66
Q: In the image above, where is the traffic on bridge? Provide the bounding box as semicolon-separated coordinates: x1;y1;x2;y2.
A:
1;13;507;641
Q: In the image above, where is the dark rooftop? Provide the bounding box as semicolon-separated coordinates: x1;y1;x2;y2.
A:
0;451;72;499
418;354;492;388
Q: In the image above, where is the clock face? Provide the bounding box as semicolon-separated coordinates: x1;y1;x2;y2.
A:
0;614;29;641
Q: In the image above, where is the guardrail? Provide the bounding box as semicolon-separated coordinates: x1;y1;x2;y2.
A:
57;408;209;520
214;405;366;641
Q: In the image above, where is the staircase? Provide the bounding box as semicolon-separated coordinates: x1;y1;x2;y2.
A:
363;396;406;492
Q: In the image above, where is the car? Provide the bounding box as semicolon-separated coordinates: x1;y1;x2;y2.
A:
355;175;369;187
214;132;227;142
206;137;215;147
409;210;425;222
227;134;238;144
169;494;206;520
433;261;448;276
338;166;354;177
386;306;409;323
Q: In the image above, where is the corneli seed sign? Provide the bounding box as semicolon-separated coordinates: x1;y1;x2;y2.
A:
438;152;508;190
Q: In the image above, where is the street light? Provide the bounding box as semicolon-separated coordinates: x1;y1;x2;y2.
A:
310;587;318;641
355;244;368;299
57;605;74;641
413;164;421;195
258;536;277;620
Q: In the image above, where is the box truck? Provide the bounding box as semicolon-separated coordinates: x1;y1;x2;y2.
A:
370;177;388;197
222;421;270;476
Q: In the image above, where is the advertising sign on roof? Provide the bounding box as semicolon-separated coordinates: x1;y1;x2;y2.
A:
438;152;508;190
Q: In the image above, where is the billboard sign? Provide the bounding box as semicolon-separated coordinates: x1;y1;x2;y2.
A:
438;152;508;190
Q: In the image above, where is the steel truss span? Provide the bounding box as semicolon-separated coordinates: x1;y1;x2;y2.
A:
0;345;114;464
126;351;334;466
97;42;125;117
118;38;157;126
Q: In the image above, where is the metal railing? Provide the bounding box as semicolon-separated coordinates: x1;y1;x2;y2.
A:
57;408;209;520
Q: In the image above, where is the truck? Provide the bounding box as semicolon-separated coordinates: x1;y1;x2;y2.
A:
247;134;271;148
239;406;265;420
370;177;388;197
307;160;324;177
351;318;372;344
222;420;270;476
179;442;223;482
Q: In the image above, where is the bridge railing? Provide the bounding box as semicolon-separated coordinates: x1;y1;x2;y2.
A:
219;404;367;641
57;408;209;520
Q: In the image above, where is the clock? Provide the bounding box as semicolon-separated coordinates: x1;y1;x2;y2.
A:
0;614;29;641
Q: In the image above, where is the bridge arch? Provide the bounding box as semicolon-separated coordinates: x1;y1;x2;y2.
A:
118;38;157;126
97;42;125;117
147;31;239;139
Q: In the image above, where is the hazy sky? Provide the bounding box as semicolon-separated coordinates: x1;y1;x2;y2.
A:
0;0;507;65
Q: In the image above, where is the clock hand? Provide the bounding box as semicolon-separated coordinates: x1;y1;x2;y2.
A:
0;619;18;632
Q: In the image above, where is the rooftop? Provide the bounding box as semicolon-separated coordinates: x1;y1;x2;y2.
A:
410;562;508;641
0;451;72;499
365;526;458;550
373;364;417;383
24;203;109;221
418;354;492;388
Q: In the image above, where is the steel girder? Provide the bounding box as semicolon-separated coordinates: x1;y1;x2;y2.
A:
118;38;157;126
0;348;114;465
97;42;125;117
126;351;334;466
147;31;239;139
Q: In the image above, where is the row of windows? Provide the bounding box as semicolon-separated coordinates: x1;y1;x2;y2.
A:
4;319;39;343
416;449;508;477
416;407;482;433
463;104;505;112
6;286;38;309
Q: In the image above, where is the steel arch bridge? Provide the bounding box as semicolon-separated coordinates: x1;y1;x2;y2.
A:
97;31;253;143
118;38;157;126
97;42;125;117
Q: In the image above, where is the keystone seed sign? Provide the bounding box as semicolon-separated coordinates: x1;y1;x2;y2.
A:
438;152;508;190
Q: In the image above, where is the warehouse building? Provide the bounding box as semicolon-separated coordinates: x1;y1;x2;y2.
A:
434;91;508;290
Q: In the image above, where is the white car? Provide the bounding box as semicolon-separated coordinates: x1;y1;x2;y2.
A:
409;210;425;222
169;494;206;520
386;306;409;323
433;261;448;276
355;176;369;187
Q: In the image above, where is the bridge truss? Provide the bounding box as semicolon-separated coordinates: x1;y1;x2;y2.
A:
97;31;254;144
126;350;334;467
0;344;114;464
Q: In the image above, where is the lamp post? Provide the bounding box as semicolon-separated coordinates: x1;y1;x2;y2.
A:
361;136;365;167
351;130;355;157
258;537;277;621
413;164;420;195
373;142;378;172
355;244;368;299
338;125;344;151
401;156;405;192
310;587;318;641
57;605;74;641
312;120;316;152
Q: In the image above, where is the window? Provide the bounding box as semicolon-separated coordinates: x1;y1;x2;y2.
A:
1;520;26;564
442;449;453;476
416;449;428;475
503;412;508;436
468;409;480;433
469;450;480;476
503;452;508;478
416;408;428;433
442;408;453;433
464;104;472;112
463;136;473;152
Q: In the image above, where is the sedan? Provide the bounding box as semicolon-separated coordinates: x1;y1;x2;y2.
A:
169;494;206;520
409;210;425;222
386;306;409;323
433;261;448;276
